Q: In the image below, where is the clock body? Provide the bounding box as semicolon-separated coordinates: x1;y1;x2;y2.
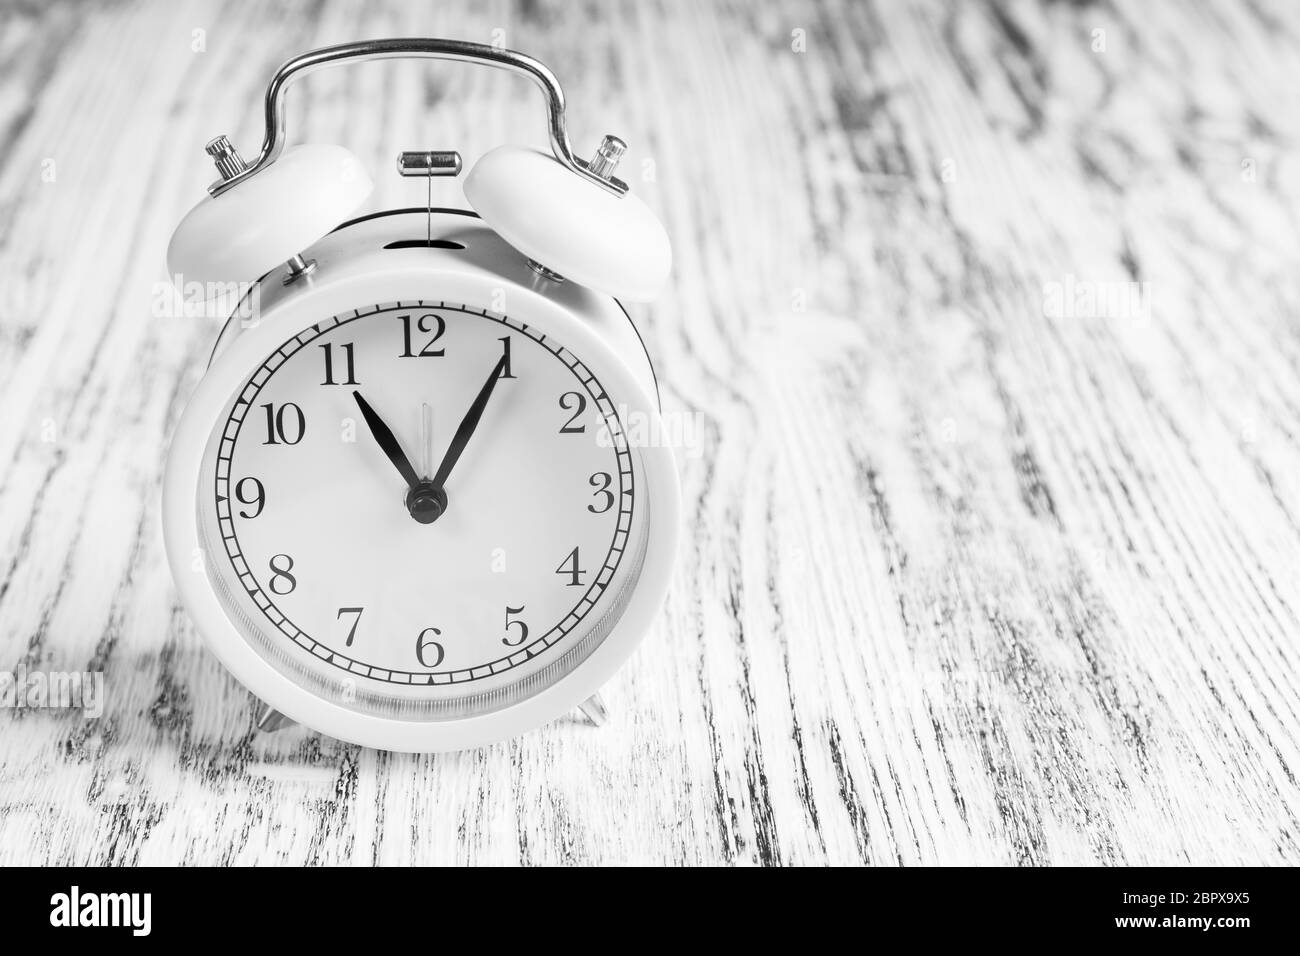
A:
163;209;679;751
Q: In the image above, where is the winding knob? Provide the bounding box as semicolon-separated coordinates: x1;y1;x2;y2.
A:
586;135;627;180
205;135;249;182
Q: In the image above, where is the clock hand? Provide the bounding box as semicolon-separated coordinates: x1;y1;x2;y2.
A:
420;402;433;480
352;390;421;490
431;353;510;492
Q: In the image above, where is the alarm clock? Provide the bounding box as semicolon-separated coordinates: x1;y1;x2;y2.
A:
161;39;679;752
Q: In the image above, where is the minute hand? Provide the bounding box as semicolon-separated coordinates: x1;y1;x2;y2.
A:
431;354;510;490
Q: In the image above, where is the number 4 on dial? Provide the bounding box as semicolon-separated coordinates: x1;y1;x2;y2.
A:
556;547;586;587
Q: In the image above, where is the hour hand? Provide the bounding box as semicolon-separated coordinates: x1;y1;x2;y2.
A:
352;391;420;489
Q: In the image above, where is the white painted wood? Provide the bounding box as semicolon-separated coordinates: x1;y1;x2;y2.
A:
2;0;1299;865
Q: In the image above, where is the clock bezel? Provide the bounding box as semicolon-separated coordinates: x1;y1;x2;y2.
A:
163;245;679;752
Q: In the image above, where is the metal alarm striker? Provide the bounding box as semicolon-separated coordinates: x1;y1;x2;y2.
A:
202;38;630;197
183;38;659;294
169;37;670;299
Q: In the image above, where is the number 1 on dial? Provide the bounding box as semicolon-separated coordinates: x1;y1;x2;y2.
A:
498;336;516;379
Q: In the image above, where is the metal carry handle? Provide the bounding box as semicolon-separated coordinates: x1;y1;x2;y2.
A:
206;38;628;197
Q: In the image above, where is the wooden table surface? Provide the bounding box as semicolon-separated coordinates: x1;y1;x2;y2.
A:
2;0;1299;866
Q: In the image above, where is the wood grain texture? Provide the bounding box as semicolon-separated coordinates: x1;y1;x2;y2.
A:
2;0;1299;865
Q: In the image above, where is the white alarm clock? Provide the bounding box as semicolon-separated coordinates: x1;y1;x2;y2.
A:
162;39;679;752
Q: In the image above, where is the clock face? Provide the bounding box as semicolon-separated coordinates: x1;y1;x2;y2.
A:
197;301;644;719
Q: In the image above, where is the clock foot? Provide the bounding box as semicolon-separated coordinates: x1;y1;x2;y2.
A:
255;701;296;733
577;692;608;728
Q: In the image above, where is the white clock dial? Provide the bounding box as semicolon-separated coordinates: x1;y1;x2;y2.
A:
197;301;643;719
